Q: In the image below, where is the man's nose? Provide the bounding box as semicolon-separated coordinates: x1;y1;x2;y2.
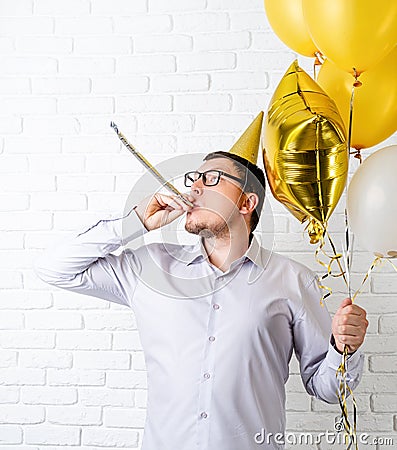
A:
190;177;204;196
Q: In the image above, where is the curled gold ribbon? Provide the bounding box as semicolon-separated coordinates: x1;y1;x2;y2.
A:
307;220;347;306
336;345;358;450
351;256;382;302
336;256;396;448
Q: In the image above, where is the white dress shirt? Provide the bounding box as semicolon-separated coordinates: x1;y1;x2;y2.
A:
34;206;364;450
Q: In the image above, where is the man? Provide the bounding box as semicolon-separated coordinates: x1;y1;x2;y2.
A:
34;112;368;450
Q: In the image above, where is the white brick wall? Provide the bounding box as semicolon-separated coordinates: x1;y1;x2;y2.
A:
1;0;396;448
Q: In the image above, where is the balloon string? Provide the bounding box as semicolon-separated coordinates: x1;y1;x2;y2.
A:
351;250;397;306
351;256;383;302
348;68;363;162
315;239;346;307
344;208;353;300
337;71;360;450
315;240;333;306
386;258;397;272
313;51;324;80
304;219;349;306
341;208;355;450
327;232;348;286
344;69;359;299
307;221;347;306
337;254;396;450
346;73;355;159
306;221;331;305
315;119;326;223
336;345;358;450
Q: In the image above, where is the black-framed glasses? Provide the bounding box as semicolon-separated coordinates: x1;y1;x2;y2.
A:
184;170;246;188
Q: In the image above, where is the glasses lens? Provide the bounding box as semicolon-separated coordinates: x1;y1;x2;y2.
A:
203;170;220;186
184;172;198;187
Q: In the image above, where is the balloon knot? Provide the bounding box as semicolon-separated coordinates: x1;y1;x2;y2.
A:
352;67;362;87
354;150;362;162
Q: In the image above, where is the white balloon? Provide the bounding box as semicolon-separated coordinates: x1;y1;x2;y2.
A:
347;145;397;258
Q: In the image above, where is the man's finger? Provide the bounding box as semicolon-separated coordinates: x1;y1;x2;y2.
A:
335;301;365;316
335;324;363;336
338;314;367;327
335;334;364;346
155;193;183;210
340;305;366;317
338;297;352;311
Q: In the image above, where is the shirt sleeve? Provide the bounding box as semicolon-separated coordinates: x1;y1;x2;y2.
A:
292;274;365;404
33;206;148;308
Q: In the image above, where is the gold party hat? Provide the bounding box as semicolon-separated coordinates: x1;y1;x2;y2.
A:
228;111;264;165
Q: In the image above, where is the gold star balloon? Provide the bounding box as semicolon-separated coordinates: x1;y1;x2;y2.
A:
262;60;348;243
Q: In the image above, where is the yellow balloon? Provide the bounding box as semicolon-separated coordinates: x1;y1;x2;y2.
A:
317;47;397;150
302;0;397;75
264;0;318;57
263;61;348;242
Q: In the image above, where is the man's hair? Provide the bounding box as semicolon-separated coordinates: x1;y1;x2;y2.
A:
203;151;266;235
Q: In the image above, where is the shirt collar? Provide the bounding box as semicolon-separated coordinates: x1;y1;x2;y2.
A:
184;234;268;270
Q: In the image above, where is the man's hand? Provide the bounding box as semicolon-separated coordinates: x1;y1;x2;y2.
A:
331;298;369;354
134;192;194;231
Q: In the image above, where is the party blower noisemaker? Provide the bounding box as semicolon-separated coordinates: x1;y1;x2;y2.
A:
110;122;194;208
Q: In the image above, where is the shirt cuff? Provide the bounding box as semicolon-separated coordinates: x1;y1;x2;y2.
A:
326;338;363;370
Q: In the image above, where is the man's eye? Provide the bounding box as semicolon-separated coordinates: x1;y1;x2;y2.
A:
205;173;217;183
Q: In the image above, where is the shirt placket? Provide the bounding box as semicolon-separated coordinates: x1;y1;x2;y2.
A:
196;272;225;449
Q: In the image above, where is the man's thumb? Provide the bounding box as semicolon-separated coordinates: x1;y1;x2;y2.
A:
339;297;352;311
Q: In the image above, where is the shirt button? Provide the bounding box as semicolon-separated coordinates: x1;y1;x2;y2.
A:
212;304;220;310
204;373;211;379
200;412;208;419
208;336;215;342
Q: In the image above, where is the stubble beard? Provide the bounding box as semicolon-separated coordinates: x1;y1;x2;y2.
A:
185;215;230;240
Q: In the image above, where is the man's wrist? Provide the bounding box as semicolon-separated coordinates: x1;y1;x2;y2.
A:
133;206;149;231
330;334;357;356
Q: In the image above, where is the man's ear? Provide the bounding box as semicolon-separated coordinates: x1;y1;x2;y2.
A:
239;193;259;216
